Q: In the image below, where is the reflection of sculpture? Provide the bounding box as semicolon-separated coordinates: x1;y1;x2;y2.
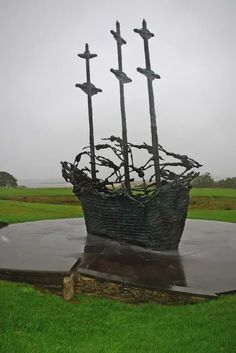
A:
0;222;8;229
79;233;187;289
61;20;201;251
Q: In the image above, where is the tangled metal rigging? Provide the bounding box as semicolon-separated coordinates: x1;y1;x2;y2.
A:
61;135;201;196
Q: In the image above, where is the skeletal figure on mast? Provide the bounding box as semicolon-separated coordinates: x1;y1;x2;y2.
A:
75;43;102;182
134;19;161;188
111;21;132;192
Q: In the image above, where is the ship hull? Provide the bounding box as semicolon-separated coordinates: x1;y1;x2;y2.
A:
77;185;190;251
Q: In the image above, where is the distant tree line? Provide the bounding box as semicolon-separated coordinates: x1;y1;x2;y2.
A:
192;172;236;188
0;171;17;187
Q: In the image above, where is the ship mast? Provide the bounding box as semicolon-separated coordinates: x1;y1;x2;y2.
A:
111;21;132;192
134;19;161;188
75;43;102;182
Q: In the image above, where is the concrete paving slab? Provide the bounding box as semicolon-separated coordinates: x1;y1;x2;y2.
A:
0;218;235;295
0;219;86;272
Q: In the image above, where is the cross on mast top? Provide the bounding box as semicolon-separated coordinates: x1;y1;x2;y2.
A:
134;19;161;188
75;43;102;182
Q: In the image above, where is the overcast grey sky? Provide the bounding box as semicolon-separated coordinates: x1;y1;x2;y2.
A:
0;0;235;180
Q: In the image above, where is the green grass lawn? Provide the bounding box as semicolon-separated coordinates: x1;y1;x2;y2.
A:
190;188;236;198
0;200;82;224
189;188;236;222
0;187;73;197
0;187;82;223
0;280;236;353
188;210;236;223
1;187;236;224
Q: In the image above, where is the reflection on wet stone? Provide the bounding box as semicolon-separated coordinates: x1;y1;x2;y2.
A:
0;222;8;229
79;233;186;290
0;219;236;302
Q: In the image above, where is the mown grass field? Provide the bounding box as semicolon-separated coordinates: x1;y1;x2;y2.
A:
0;187;236;352
0;281;236;353
0;187;81;223
188;188;236;222
0;200;83;224
190;188;236;198
0;186;236;223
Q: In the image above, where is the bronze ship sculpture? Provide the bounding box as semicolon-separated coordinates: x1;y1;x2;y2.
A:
61;20;201;251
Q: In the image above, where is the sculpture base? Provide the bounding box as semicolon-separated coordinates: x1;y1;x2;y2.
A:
1;219;236;302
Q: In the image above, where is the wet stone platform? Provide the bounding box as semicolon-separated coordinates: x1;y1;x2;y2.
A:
0;218;236;297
